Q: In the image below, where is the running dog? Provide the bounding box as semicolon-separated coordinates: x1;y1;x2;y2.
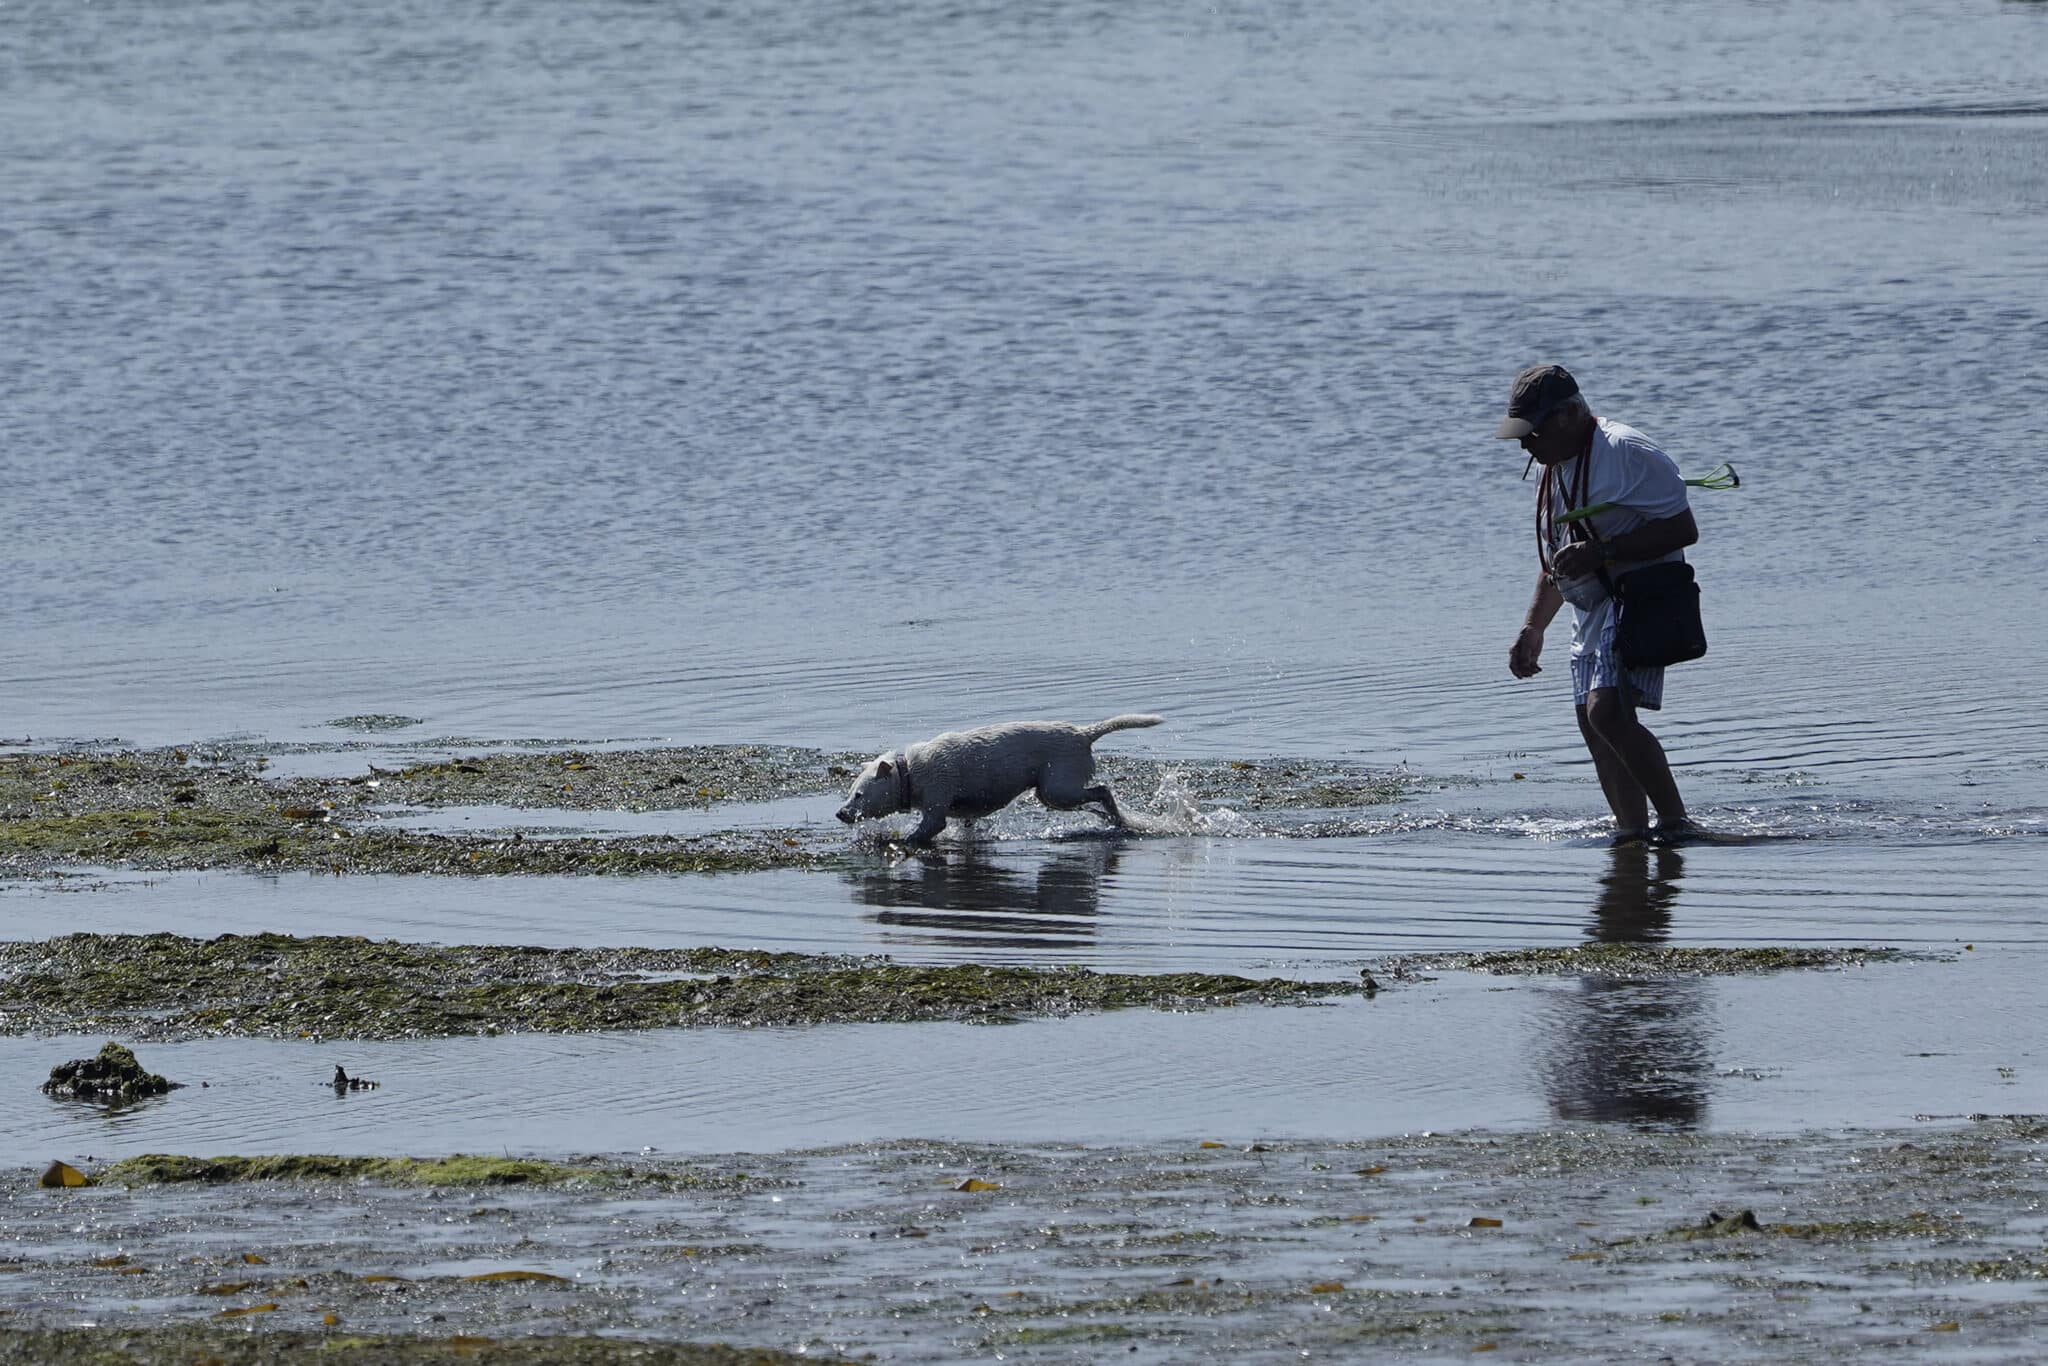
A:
835;714;1163;844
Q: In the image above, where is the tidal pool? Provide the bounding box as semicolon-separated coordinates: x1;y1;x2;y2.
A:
1;946;2033;1160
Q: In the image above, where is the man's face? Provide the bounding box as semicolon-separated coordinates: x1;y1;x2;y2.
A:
1517;407;1584;467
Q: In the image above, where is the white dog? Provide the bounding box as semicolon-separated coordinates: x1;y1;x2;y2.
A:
836;714;1163;844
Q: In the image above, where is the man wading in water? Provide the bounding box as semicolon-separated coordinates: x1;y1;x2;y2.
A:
1499;364;1701;846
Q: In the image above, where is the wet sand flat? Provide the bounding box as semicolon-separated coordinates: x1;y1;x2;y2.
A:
5;1124;2046;1363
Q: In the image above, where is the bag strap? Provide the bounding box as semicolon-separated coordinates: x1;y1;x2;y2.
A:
1536;444;1605;577
1574;451;1621;597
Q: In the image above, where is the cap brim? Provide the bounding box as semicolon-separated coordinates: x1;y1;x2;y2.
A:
1495;416;1535;439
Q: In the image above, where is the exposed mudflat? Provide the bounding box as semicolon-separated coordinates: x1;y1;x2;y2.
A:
0;934;1372;1040
5;1122;2045;1363
0;749;844;879
0;933;1919;1043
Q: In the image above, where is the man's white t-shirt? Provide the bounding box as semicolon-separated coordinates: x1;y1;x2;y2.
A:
1546;417;1691;657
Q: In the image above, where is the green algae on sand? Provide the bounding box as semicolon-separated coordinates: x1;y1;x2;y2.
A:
90;1153;770;1193
0;933;1370;1040
0;802;827;878
0;749;840;879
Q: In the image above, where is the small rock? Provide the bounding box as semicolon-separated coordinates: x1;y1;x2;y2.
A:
1694;1209;1762;1237
41;1042;180;1103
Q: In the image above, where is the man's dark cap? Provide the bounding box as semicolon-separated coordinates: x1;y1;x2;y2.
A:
1494;364;1581;439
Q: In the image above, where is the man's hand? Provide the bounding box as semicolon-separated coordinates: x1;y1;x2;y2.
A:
1509;625;1544;679
1550;540;1604;580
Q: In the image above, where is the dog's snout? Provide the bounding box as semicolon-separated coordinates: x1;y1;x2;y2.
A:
836;806;855;825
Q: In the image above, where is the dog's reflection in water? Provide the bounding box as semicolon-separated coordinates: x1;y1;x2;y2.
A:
844;840;1124;950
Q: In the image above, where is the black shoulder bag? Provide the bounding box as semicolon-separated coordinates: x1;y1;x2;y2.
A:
1604;559;1707;669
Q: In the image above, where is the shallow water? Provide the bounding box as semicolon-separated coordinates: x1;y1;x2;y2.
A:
5;0;2047;767
3;828;2040;1155
3;0;2047;1164
5;818;2042;963
0;955;2037;1158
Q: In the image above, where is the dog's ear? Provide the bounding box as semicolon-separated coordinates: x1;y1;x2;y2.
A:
876;760;893;775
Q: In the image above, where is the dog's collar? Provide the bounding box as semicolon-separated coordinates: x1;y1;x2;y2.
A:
891;751;916;808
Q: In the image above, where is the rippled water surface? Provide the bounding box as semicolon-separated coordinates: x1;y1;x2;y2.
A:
3;0;2046;1155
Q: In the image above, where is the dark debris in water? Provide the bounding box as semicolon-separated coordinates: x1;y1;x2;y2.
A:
1374;943;1931;977
332;1064;379;1092
0;933;1370;1040
325;714;425;732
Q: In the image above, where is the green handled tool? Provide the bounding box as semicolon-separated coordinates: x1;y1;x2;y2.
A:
1558;462;1740;524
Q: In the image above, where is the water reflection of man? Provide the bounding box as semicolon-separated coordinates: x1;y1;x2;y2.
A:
1542;844;1710;1129
1589;841;1684;944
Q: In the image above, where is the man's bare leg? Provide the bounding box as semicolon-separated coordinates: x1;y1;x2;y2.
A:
1576;701;1649;834
1580;687;1686;829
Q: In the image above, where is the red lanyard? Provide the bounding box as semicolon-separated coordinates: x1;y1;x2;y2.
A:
1534;445;1593;576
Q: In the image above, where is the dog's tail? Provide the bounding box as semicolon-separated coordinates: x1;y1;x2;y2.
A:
1080;713;1165;742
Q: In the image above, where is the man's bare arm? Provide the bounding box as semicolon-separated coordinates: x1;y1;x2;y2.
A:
1604;507;1698;562
1552;508;1698;579
1510;572;1562;678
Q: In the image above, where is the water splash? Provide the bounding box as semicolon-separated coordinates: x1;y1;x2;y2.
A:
1120;771;1258;837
